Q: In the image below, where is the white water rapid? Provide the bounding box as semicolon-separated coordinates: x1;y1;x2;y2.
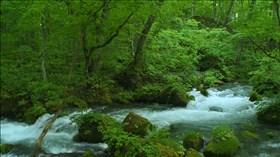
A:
1;85;279;157
0;111;108;157
109;85;256;128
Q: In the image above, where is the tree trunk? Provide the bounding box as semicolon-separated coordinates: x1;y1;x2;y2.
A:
41;16;47;81
30;110;61;157
273;0;280;29
191;0;197;16
213;0;217;21
247;0;256;19
225;0;236;25
133;15;156;67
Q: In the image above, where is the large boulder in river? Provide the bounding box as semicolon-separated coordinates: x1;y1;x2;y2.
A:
182;131;204;151
74;112;119;143
203;125;240;157
257;100;280;125
123;112;155;137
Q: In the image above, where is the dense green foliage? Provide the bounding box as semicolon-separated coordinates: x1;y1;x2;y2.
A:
1;1;279;124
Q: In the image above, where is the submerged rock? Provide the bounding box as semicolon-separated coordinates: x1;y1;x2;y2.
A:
241;130;260;140
0;144;14;154
209;106;223;112
182;131;204;151
203;125;240;157
123;112;155;137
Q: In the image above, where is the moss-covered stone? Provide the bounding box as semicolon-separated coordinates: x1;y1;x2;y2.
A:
187;148;203;157
23;103;46;124
0;144;13;154
203;125;240;157
266;131;278;139
75;112;120;143
82;150;97;157
241;131;260;140
182;131;204;151
257;101;280;125
249;91;262;102
123;112;155;137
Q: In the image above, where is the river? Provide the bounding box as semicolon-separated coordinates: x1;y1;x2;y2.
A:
1;85;279;157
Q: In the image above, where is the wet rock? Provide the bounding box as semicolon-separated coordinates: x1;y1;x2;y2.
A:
241;130;260;140
0;144;14;154
123;112;155;137
209;106;223;112
257;100;280;125
249;91;262;102
82;150;97;157
182;131;204;151
203;125;240;157
75;112;119;143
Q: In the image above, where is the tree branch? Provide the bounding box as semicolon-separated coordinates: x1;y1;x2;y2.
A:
248;37;280;63
30;110;62;157
89;12;134;53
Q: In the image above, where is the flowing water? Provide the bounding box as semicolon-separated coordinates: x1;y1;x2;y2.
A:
1;85;280;157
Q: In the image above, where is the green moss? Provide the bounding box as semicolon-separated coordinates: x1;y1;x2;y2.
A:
75;112;120;143
23;103;46;124
123;112;155;137
182;131;204;151
82;150;97;157
266;131;278;139
249;91;262;101
187;148;203;157
241;131;260;140
0;144;13;154
203;125;240;157
257;100;280;125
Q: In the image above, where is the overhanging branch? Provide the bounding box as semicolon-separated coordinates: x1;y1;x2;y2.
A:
90;12;134;53
248;37;280;63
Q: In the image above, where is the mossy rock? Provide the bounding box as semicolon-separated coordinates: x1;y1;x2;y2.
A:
82;150;97;157
241;131;260;140
169;88;190;107
187;148;203;157
123;112;155;137
23;104;46;124
182;131;204;151
266;131;278;139
157;143;184;157
249;91;262;102
0;144;14;154
257;101;280;125
203;125;240;157
75;112;120;143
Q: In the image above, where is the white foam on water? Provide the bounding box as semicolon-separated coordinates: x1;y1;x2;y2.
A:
109;85;256;127
0;109;108;155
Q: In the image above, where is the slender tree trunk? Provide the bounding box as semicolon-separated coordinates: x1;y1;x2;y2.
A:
213;0;217;21
41;16;47;81
133;15;156;67
191;0;197;16
247;0;256;19
225;0;236;25
216;0;223;25
273;0;280;29
30;110;61;157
